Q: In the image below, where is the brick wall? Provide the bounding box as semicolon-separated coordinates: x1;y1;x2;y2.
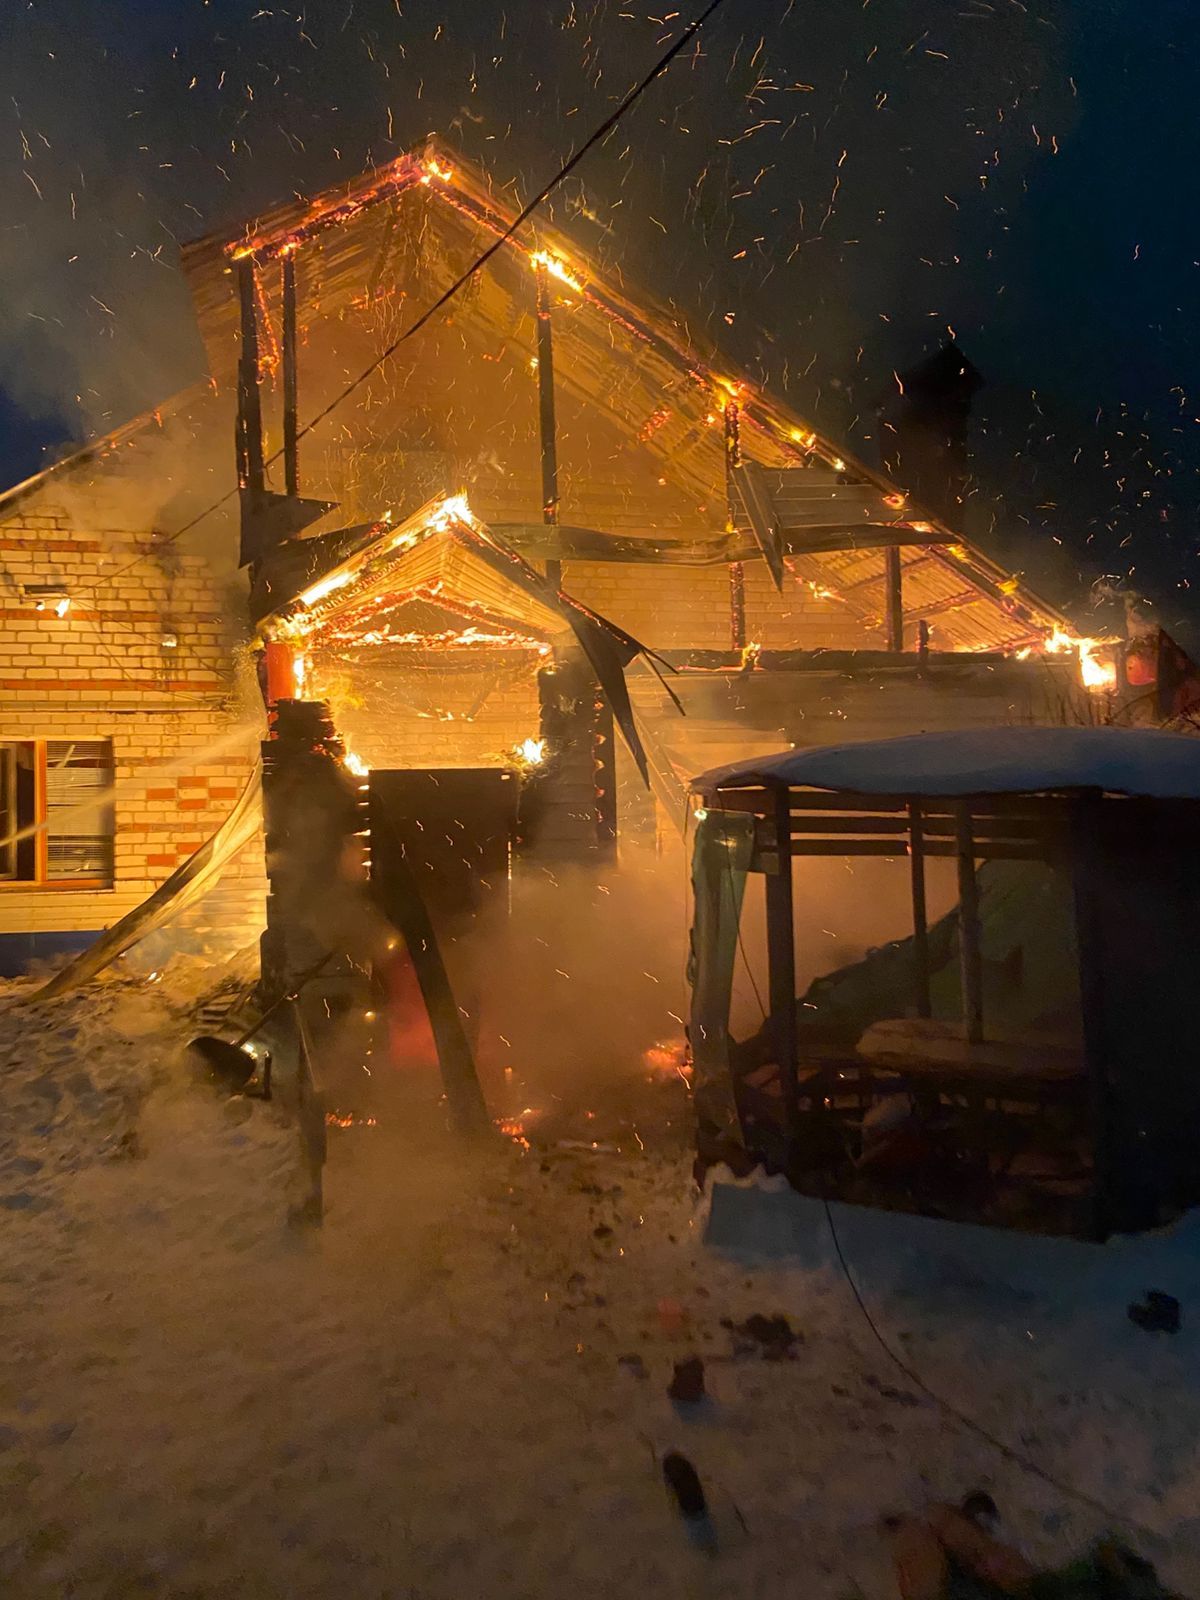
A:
0;497;265;954
330;668;541;772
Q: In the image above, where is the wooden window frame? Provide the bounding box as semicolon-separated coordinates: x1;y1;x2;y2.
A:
0;738;114;892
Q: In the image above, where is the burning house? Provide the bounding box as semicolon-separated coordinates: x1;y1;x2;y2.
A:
0;136;1165;996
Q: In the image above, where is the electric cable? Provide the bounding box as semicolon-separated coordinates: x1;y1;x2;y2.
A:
80;0;732;599
706;795;1170;1550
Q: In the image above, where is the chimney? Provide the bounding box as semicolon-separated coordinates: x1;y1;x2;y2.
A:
879;342;983;526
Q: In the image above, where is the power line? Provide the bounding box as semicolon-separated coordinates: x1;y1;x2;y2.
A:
85;0;731;598
820;1195;1169;1548
711;810;1165;1546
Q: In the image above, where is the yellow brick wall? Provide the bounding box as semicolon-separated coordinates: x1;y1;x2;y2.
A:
0;499;265;948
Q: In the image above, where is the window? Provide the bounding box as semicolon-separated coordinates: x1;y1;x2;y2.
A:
0;740;115;888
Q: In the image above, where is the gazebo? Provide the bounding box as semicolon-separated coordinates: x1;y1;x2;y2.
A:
689;726;1200;1239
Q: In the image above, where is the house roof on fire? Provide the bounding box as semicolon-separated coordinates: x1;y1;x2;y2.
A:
176;136;1076;656
0;137;1077;659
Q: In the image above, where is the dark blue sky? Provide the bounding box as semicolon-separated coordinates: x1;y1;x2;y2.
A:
1;0;1197;629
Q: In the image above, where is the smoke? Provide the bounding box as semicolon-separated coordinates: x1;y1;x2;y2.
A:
371;831;964;1142
1;2;1078;467
464;842;692;1091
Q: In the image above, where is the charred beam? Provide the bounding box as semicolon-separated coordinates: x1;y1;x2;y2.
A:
885;546;904;651
282;252;299;498
535;260;562;590
725;400;746;649
236;257;265;504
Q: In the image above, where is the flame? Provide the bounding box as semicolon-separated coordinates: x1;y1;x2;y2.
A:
298;568;356;609
883;492;907;511
514;736;547;766
1043;628;1118;691
344;750;370;777
790;427;817;449
1080;645;1117;691
495;1105;543;1150
294;653;309;693
739;639;763;672
643;1038;693;1084
421;157;454;184
530;250;583;293
427;492;473;531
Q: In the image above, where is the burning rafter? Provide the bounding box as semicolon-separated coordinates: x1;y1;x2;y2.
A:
181;137;1098;672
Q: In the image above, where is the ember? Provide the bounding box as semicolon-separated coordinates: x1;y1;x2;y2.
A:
324;1111;379;1130
643;1039;692;1084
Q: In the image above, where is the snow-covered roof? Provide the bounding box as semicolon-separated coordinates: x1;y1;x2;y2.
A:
693;726;1200;800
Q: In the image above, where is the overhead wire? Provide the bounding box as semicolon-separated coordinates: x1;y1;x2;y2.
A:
708;792;1167;1550
79;0;732;602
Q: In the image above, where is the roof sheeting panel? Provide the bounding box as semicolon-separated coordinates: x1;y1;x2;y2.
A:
694;726;1200;800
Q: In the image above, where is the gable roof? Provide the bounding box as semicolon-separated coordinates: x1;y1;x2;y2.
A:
257;492;669;783
179;137;1075;657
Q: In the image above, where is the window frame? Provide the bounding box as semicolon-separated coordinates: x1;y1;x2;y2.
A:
0;738;115;892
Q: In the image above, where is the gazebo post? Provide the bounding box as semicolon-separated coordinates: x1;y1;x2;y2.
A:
908;800;932;1018
766;784;800;1145
955;802;984;1043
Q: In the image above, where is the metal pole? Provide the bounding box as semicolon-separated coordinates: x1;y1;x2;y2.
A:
282;252;299;498
725;400;746;651
535;261;562;590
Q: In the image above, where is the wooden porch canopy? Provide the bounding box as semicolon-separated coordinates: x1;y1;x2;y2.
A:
254;493;668;785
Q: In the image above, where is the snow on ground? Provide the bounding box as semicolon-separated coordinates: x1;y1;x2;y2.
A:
1;968;1199;1599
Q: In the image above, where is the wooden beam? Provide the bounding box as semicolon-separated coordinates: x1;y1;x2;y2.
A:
885;546;904;651
955;804;984;1044
236;256;265;503
370;798;490;1136
535;260;562;590
909;801;932;1018
282;253;299;498
725;401;747;650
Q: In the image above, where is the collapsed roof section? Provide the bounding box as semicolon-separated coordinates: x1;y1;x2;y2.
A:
180;137;1075;656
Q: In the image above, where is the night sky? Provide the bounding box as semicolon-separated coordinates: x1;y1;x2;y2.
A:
1;0;1197;634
